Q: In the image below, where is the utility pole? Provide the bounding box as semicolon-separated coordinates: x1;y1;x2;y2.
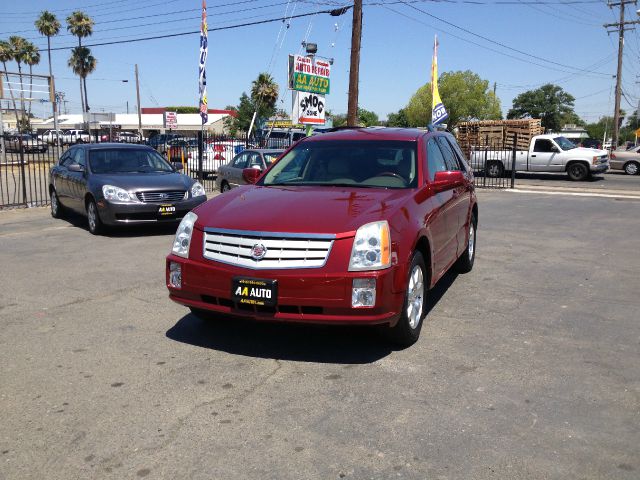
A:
604;1;639;148
135;64;143;138
347;0;362;126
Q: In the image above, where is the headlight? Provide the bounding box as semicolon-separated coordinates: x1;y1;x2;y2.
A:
191;181;205;197
172;212;197;258
102;185;133;202
348;220;391;271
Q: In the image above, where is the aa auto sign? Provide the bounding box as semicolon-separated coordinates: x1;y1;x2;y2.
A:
288;55;331;95
292;92;326;125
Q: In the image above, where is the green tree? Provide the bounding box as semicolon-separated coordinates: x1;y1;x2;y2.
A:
406;70;502;128
507;84;577;132
35;10;61;124
66;11;94;115
225;93;256;135
386;108;409;127
8;36;28;126
250;72;279;121
357;107;379;127
0;40;20;128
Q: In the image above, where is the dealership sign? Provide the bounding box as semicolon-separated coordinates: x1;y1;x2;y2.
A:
292;92;326;125
164;111;178;129
288;55;331;95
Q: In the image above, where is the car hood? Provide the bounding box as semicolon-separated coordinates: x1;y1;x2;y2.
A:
91;172;193;191
574;147;608;156
193;185;410;235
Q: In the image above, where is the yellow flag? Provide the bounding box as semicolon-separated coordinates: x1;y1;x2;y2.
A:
431;35;448;126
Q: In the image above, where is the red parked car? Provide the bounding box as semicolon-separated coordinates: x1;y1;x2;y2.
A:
166;127;477;346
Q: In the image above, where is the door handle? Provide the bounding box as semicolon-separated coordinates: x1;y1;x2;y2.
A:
531;154;537;157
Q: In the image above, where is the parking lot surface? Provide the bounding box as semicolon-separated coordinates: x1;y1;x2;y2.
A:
1;190;639;479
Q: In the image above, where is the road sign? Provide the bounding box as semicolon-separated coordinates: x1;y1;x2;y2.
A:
288;55;331;95
292;92;326;125
164;111;178;129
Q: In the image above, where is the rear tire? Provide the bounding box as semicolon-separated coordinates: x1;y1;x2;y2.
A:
455;212;477;273
486;161;504;178
86;199;104;235
221;181;230;193
624;161;639;175
387;252;427;347
567;162;589;181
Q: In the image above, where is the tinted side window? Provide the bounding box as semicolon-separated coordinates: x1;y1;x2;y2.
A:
426;138;448;182
60;151;73;166
534;139;554;153
436;136;461;171
248;152;262;168
446;137;470;172
75;149;86;167
232;153;249;169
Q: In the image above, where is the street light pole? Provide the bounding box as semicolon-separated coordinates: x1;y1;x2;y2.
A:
135;64;142;138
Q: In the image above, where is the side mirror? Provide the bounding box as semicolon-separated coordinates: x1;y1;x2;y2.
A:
242;167;262;184
432;170;464;193
172;161;184;171
68;163;85;173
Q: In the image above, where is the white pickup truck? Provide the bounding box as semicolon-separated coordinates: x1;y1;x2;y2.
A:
470;134;609;181
61;129;91;144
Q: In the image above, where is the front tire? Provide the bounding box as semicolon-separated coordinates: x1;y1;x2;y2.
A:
86;199;104;235
50;188;64;219
455;212;477;273
220;181;231;193
624;161;639;175
387;251;427;347
567;162;589;181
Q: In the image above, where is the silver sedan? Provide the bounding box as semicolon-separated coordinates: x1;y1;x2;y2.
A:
609;145;640;175
215;149;284;192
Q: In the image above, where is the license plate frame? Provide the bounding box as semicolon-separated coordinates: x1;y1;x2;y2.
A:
158;204;176;216
231;277;277;307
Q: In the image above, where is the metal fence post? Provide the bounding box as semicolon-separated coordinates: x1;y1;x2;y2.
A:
483;134;489;188
18;137;28;206
197;130;203;183
511;132;517;189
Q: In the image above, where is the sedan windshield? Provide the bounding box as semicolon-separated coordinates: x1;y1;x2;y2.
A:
554;136;577;150
261;140;418;189
89;149;174;173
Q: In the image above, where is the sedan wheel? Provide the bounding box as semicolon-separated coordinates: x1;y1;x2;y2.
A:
624;161;639;175
86;199;104;235
387;251;427;347
221;182;230;193
50;189;64;219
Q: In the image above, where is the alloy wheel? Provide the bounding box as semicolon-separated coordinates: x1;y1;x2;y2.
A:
406;265;424;329
88;202;96;232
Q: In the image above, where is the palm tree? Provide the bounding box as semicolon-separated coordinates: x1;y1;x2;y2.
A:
68;46;96;117
8;36;28;125
35;10;60;130
0;40;20;127
251;72;279;119
66;11;94;116
23;42;40;118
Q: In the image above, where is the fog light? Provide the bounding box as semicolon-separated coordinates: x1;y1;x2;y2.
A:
169;262;182;289
352;278;376;308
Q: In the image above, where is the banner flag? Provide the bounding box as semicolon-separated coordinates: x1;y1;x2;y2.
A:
198;0;208;125
431;35;448;126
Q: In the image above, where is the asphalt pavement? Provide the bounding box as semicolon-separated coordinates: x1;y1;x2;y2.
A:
0;190;639;479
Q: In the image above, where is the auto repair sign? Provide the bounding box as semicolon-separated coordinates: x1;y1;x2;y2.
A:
292;92;326;125
288;55;331;95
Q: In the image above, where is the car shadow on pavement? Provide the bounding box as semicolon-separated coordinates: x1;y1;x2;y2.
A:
514;172;605;182
59;211;177;237
165;271;459;364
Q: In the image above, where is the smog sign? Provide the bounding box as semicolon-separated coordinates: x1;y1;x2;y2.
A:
292;92;326;125
288;55;331;95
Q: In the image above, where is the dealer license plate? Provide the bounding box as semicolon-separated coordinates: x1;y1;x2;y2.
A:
231;277;277;307
158;204;176;216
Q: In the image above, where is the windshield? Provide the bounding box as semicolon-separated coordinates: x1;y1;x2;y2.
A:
554;136;577;150
261;140;418;189
89;149;175;174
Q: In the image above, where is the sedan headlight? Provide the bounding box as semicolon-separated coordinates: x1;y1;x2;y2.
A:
348;220;391;271
191;181;205;197
172;212;197;258
102;185;133;202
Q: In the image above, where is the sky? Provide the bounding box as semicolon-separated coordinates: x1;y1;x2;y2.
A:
0;0;637;124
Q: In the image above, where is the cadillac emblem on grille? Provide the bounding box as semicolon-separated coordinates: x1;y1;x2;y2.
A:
160;193;168;199
251;243;267;261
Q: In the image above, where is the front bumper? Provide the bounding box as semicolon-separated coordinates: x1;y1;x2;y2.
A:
166;254;405;326
591;161;609;173
97;196;207;225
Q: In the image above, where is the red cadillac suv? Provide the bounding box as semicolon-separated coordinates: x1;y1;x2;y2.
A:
166;127;477;346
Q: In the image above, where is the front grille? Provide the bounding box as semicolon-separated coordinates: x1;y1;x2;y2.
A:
203;228;335;269
135;190;186;203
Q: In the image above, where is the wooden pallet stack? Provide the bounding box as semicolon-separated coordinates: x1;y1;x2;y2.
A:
456;119;543;150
